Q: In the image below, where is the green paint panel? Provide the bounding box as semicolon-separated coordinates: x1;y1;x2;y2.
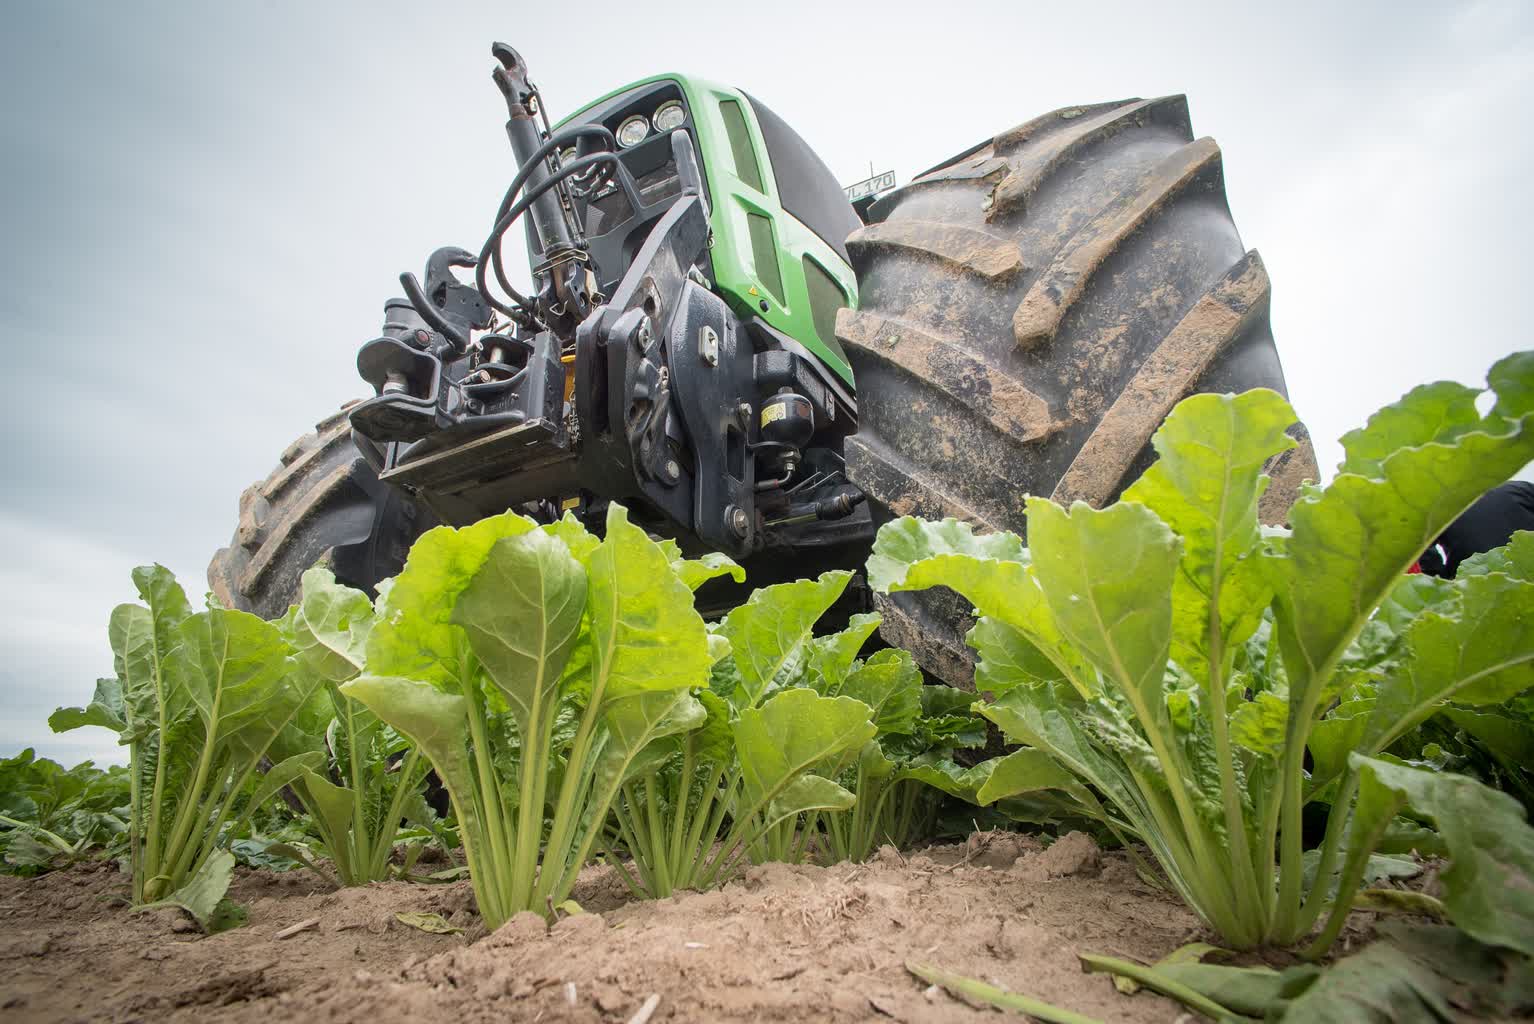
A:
556;74;858;387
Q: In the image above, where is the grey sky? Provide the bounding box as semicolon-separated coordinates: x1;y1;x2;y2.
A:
3;1;1530;766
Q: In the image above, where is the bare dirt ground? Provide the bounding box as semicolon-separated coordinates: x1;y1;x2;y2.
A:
0;833;1212;1023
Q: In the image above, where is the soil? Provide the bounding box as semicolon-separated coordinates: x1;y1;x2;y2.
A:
0;833;1213;1023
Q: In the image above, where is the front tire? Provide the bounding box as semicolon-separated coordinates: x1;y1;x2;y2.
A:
208;405;427;618
840;96;1317;685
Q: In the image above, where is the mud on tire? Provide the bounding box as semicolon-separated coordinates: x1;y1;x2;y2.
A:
839;96;1318;686
208;404;428;619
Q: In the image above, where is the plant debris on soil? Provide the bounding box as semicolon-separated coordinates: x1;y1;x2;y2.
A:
0;834;1236;1022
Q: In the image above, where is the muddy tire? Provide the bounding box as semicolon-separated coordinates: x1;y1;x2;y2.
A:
839;96;1318;686
208;404;429;619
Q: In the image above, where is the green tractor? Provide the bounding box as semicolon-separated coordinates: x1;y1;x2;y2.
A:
209;43;1316;685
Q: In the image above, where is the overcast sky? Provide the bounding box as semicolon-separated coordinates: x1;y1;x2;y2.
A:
3;1;1530;766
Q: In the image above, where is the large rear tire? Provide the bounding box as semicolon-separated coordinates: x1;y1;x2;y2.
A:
840;95;1317;686
208;404;428;618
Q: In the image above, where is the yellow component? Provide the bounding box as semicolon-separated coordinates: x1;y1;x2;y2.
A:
761;402;787;427
747;286;759;296
561;352;577;403
561;496;580;511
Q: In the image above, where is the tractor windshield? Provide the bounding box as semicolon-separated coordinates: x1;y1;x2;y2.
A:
743;94;862;263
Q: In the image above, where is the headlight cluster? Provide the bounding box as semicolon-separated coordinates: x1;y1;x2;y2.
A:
615;100;687;149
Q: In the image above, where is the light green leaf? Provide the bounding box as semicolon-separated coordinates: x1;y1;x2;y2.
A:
139;848;236;931
366;511;538;688
298;769;356;851
837;649;922;736
805;611;881;691
720;570;851;707
1457;530;1534;580
1230;691;1288;757
1361;570;1534;756
734;689;876;811
289;567;375;682
764;774;856;826
340;675;475;834
1121;389;1295;684
586;505;712;706
1023;497;1180;718
452;530;587;736
1268;353;1534;722
672;550;746;591
975;747;1096;810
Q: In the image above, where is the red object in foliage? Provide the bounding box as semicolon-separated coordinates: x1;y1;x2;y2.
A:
1407;561;1422;574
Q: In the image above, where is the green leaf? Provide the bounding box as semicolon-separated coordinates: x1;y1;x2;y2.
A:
366;511;538;688
112;565;193;740
298;770;357;851
898;758;993;804
49;678;126;735
671;550;746;591
340;676;475;834
1268;353;1534;719
837;649;922;736
1361;570;1534;756
1346;755;1534;955
719;570;851;707
1458;530;1534;580
1022;496;1180;718
975;747;1097;810
169;608;308;762
452;530;587;736
733;689;876;812
138;848;236;931
1144;962;1285;1017
1443;706;1534;765
804;611;881;691
289;567;375;682
1279;936;1456;1022
247;752;326;820
1121;389;1295;684
585;505;713;706
1337;380;1484;477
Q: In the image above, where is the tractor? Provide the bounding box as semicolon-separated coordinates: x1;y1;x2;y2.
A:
209;42;1316;686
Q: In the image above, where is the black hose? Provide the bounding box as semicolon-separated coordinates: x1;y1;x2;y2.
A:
476;152;623;317
477;124;617;318
399;271;470;351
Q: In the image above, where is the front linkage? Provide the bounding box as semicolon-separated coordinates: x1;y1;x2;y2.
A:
346;43;868;566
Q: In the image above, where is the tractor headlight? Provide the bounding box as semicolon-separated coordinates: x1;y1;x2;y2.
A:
616;115;649;148
652;100;686;133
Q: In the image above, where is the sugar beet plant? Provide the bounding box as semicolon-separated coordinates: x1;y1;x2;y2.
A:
52;568;328;922
342;505;879;928
266;568;436;885
605;571;879;895
871;352;1534;954
605;572;979;895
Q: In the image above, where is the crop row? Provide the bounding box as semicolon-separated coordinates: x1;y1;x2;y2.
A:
8;350;1534;1019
